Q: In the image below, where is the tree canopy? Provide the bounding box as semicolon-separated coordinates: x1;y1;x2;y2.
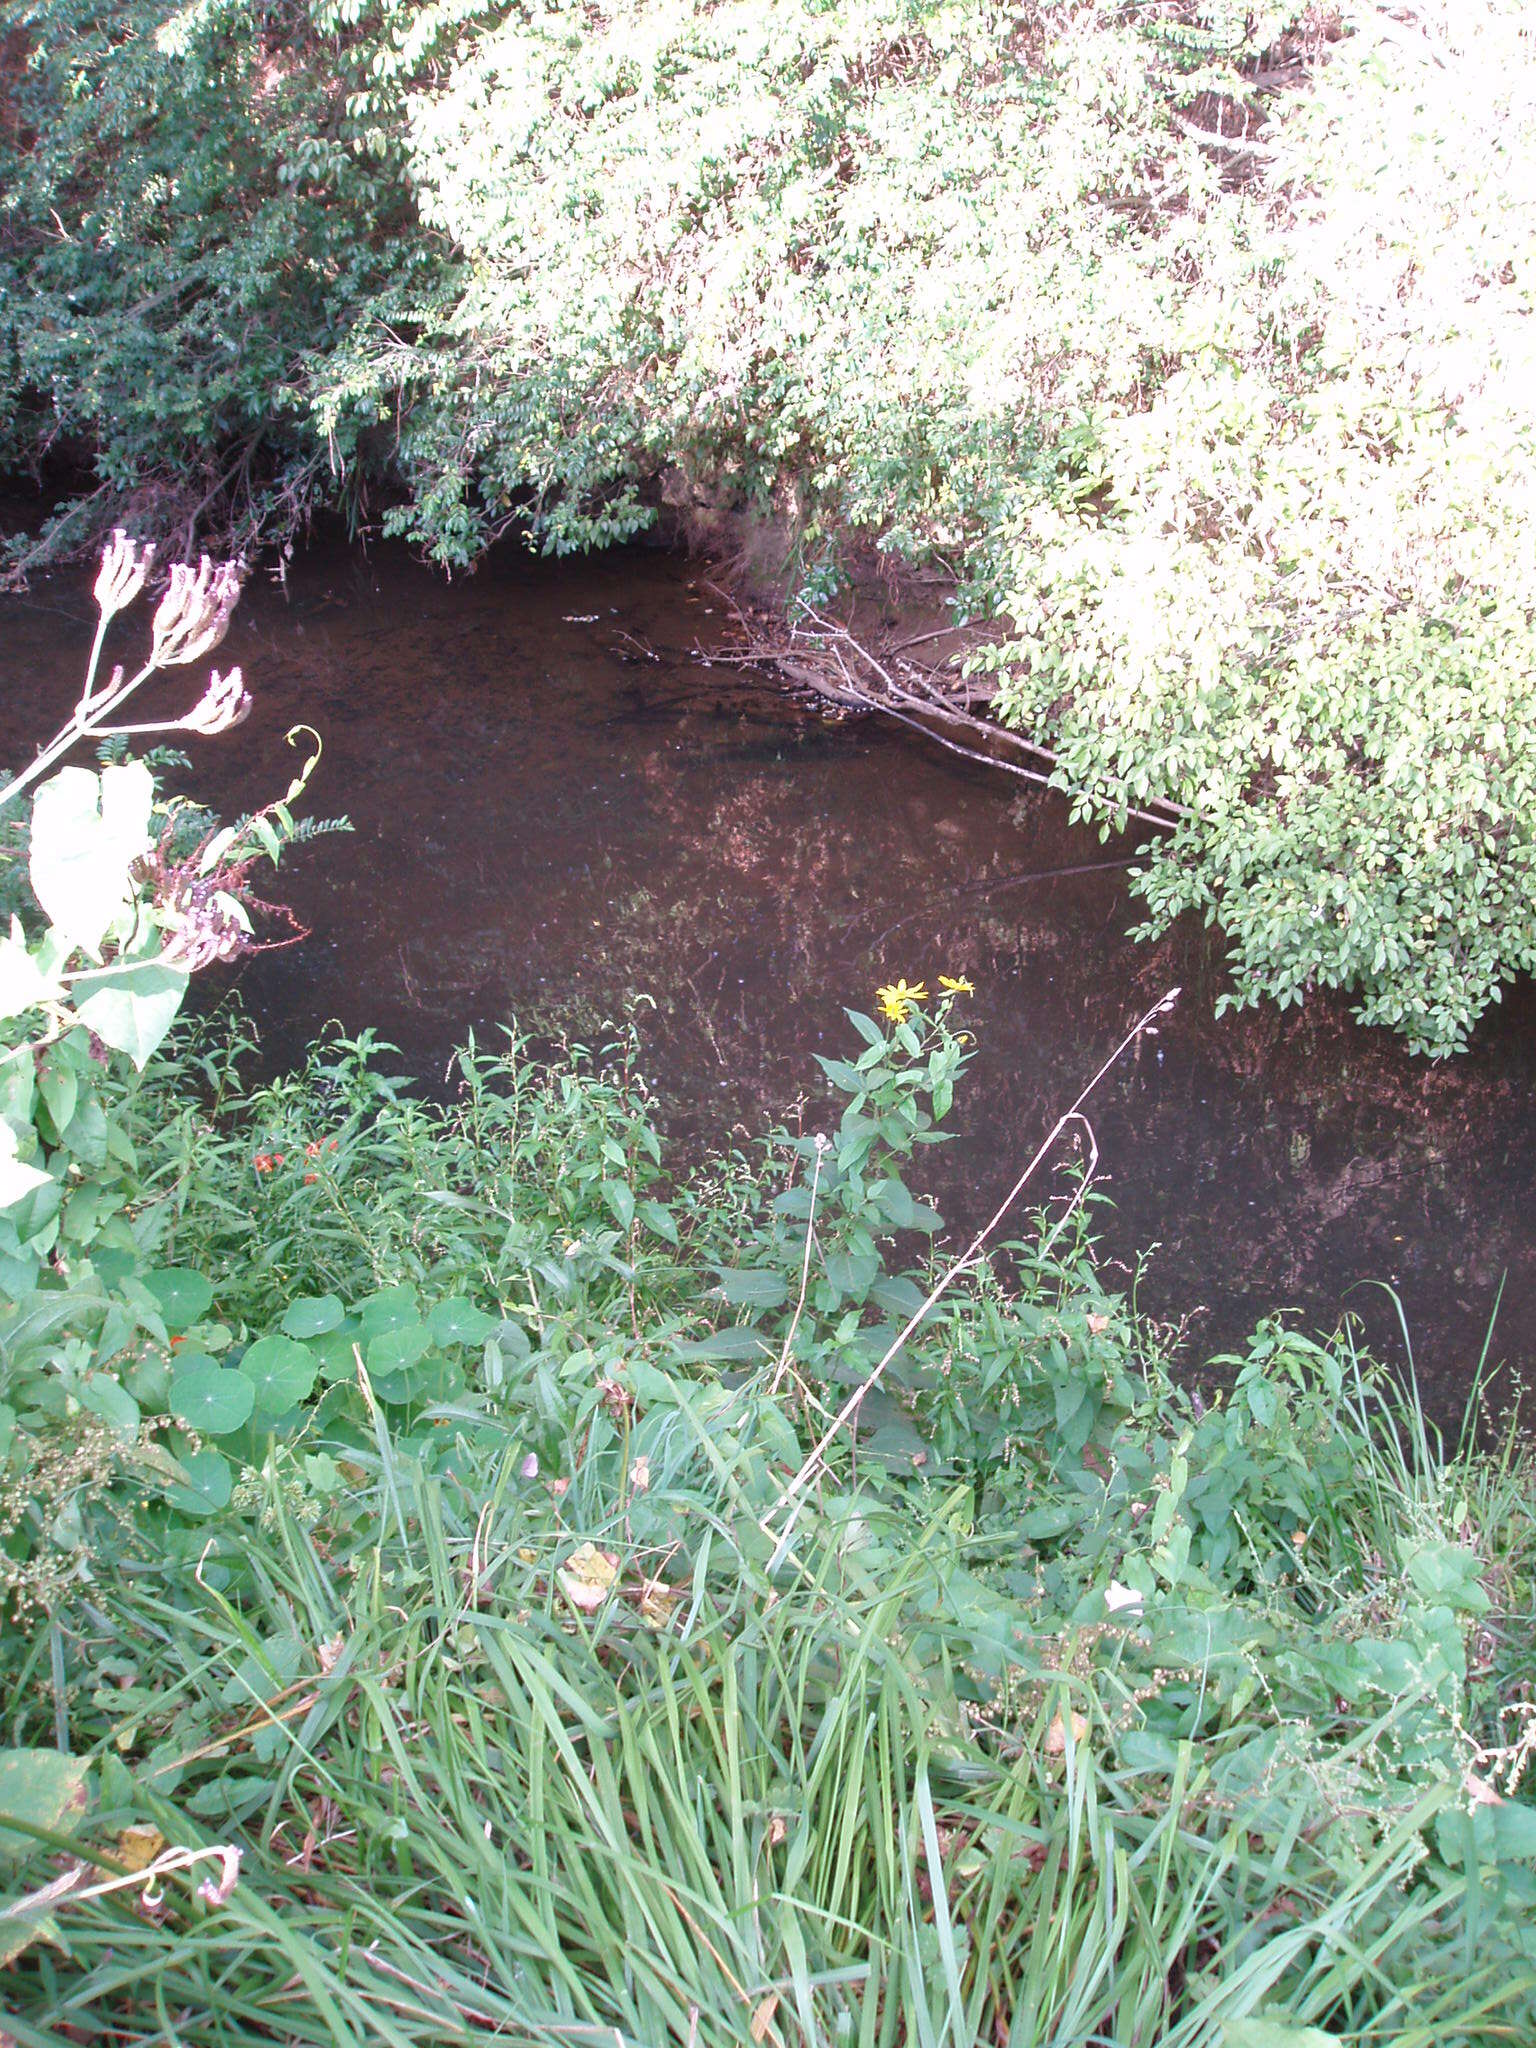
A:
2;1;1534;1050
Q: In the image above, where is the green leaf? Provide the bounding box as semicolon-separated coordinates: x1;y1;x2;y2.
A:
29;762;154;956
164;1447;233;1518
844;1009;886;1049
426;1297;499;1345
1221;2023;1343;2048
636;1199;679;1245
0;1749;90;1865
77;1371;139;1434
170;1363;256;1436
601;1180;635;1231
0;918;62;1021
239;1335;318;1415
142;1267;214;1332
358;1284;419;1340
714;1267;790;1309
1492;1799;1536;1864
281;1293;345;1339
35;1060;77;1137
870;1180;942;1233
1403;1541;1491;1613
672;1328;773;1364
0;1123;52;1212
366;1322;431;1377
73;958;189;1071
815;1055;869;1094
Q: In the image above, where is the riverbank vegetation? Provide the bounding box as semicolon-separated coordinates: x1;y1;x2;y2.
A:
2;563;1536;2041
5;986;1536;2040
4;2;1535;1050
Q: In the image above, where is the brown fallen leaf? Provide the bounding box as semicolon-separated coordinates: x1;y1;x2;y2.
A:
750;1992;780;2042
1044;1709;1089;1755
557;1542;619;1613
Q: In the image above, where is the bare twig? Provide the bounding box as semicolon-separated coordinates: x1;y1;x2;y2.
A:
770;1136;829;1396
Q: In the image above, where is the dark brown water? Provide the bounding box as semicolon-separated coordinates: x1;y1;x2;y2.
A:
4;536;1533;1424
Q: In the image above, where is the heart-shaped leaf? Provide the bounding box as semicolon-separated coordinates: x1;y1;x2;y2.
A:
74;960;189;1070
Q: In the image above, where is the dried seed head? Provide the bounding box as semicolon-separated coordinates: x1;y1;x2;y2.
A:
150;556;244;669
182;666;252;736
93;529;157;623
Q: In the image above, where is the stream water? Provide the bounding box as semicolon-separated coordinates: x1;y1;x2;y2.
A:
4;534;1533;1426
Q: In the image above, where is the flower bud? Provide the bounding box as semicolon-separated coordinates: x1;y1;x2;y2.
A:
182;666;252;736
150;556;244;669
93;529;157;623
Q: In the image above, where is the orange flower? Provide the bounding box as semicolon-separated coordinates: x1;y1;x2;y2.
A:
303;1172;317;1185
254;1152;275;1173
304;1141;323;1159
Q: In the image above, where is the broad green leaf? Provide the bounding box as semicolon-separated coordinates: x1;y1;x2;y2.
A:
74;960;189;1070
77;1372;139;1434
366;1322;431;1376
672;1327;773;1364
636;1199;678;1245
358;1284;419;1340
426;1297;499;1345
281;1293;345;1339
0;918;61;1020
164;1447;233;1518
142;1267;214;1331
29;763;154;956
1492;1799;1536;1864
714;1267;790;1310
0;1124;52;1212
238;1335;317;1415
0;1749;90;1865
601;1180;635;1231
170;1363;255;1436
870;1179;941;1233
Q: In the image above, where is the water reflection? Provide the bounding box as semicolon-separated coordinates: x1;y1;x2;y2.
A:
3;534;1532;1425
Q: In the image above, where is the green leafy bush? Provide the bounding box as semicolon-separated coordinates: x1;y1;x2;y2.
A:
5;2;1535;1046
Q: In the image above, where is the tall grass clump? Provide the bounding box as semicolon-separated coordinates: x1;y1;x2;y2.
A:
2;991;1534;2042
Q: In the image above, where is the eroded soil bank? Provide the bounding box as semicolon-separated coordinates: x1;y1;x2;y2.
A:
4;531;1533;1426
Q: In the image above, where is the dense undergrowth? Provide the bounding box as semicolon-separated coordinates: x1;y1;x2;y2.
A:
5;2;1536;1049
2;992;1535;2043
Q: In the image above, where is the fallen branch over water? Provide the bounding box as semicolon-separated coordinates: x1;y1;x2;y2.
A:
704;586;1193;836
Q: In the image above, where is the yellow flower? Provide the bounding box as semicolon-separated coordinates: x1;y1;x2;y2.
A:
938;974;975;996
876;978;928;1022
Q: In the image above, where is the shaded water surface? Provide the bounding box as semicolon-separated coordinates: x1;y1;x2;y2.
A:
4;536;1533;1423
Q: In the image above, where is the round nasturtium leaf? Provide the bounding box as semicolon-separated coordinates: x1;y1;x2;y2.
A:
238;1335;318;1416
280;1293;345;1340
365;1322;430;1378
170;1363;255;1436
426;1297;499;1346
358;1284;419;1341
143;1267;214;1332
164;1448;232;1518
